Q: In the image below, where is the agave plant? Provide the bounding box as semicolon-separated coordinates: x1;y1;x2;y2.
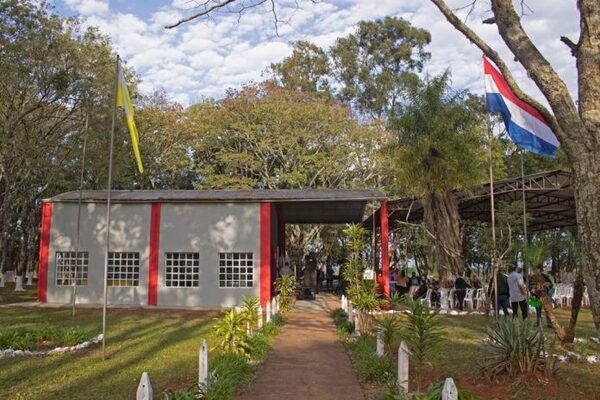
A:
213;308;250;355
481;318;549;378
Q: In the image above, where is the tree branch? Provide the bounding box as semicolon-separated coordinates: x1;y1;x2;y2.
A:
165;0;238;29
430;0;561;135
560;36;579;57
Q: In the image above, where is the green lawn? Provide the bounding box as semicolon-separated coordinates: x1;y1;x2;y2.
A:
416;308;600;399
0;306;219;400
0;282;37;304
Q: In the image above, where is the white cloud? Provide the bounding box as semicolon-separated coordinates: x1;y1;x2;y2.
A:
59;0;579;108
64;0;108;16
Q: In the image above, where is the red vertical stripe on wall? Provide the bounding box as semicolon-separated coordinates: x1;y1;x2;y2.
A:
37;202;52;303
260;202;272;307
148;203;161;306
380;200;390;298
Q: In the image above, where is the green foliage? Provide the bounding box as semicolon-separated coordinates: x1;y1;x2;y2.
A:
275;275;296;313
377;314;402;356
348;336;394;383
481;319;554;378
379;379;481;400
385;292;403;309
331;308;355;334
213;308;250;356
0;325;89;350
240;296;260;329
246;332;271;362
400;299;444;369
198;352;254;400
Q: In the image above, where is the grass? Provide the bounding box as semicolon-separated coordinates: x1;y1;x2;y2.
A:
0;306;220;400
0;282;37;304
343;307;600;399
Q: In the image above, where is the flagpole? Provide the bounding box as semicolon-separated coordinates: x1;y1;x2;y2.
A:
102;55;120;360
520;151;528;277
483;57;498;320
72;113;89;321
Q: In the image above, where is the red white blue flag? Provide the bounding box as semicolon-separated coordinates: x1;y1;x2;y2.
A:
483;55;559;157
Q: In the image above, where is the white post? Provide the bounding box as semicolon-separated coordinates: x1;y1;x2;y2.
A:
198;339;208;386
440;288;449;312
266;302;271;323
258;306;263;329
136;372;153;400
376;328;384;357
441;377;458;400
271;297;277;315
353;314;361;336
14;275;24;291
0;274;4;288
26;272;33;286
347;303;353;323
397;341;409;393
341;295;346;311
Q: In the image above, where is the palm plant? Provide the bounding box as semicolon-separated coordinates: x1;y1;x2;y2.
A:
377;314;402;356
240;296;260;330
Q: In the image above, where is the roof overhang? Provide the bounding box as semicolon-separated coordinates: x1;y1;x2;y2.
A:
49;189;386;225
367;170;575;231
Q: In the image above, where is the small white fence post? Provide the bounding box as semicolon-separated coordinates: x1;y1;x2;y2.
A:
136;372;153;400
397;341;409;393
266;302;271;323
376;328;384;357
198;339;208;386
271;297;277;315
347;303;353;323
341;295;346;311
26;271;33;286
353;314;361;336
441;377;458;400
258;305;263;329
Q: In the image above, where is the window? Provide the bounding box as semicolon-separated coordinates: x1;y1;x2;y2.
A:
55;251;89;286
108;252;140;286
219;252;253;288
165;252;199;287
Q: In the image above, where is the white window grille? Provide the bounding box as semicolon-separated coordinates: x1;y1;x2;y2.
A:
165;252;199;288
108;252;140;286
55;251;89;286
219;252;253;288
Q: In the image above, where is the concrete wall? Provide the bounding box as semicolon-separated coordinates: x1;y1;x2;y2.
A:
46;202;261;309
157;203;260;308
48;202;151;306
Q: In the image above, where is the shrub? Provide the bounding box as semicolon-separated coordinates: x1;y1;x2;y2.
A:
59;326;88;346
481;318;555;378
275;274;296;313
213;308;250;355
400;299;444;368
377;314;402;356
378;379;481;400
270;314;287;327
331;308;354;334
349;336;394;383
246;333;271;361
0;325;90;350
240;296;260;329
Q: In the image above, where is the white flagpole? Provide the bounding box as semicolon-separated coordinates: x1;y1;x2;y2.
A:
72;113;89;321
102;55;120;360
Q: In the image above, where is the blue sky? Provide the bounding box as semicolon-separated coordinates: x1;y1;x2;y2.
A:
51;1;579;107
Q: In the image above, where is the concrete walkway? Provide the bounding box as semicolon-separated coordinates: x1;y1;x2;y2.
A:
237;295;366;400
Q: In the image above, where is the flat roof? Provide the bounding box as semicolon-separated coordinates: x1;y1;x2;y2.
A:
49;189;386;224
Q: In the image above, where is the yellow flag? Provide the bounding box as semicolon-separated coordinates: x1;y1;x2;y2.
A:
116;61;144;174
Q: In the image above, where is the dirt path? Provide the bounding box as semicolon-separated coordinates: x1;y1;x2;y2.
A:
237;295;366;400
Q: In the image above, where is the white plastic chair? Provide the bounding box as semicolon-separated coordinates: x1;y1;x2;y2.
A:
420;288;432;308
474;288;485;309
463;288;475;310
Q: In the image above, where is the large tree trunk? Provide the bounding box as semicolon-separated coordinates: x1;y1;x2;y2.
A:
422;190;463;286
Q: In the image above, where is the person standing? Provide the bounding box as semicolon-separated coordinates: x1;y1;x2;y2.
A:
508;266;528;319
395;270;409;297
488;271;510;318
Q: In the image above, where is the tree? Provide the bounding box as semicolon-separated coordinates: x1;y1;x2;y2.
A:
330;16;430;118
0;1;126;281
381;73;488;284
430;0;600;341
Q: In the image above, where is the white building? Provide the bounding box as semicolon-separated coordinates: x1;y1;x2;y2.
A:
37;189;386;309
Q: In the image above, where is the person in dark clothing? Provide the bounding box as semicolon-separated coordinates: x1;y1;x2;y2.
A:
529;268;553;327
454;275;470;311
488;271;510;318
